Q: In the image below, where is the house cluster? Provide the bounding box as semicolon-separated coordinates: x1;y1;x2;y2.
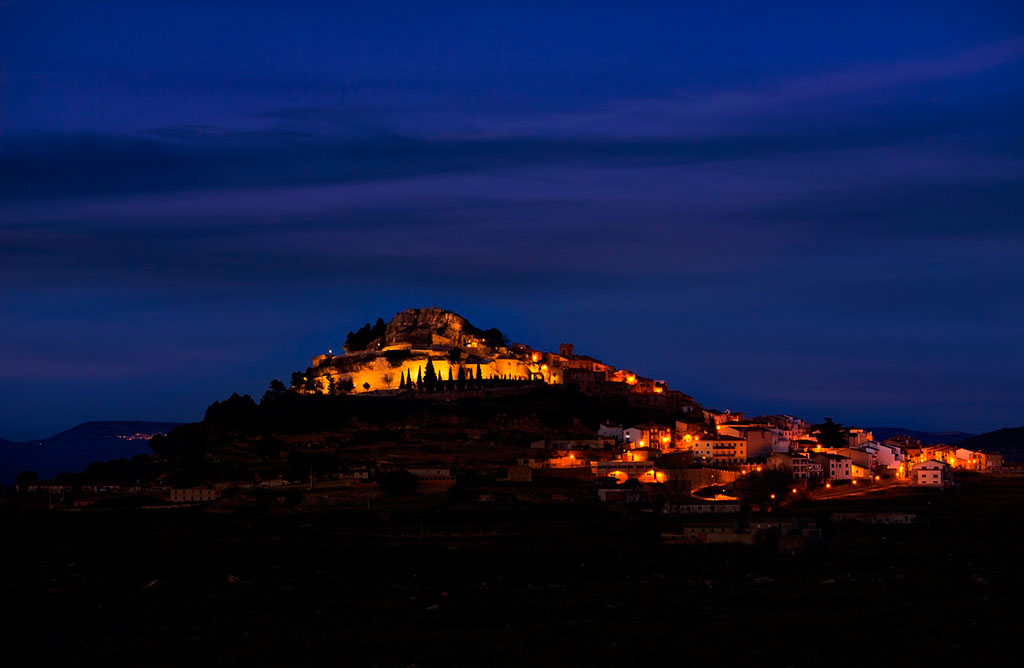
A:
661;515;821;548
17;480;223;507
524;409;1003;493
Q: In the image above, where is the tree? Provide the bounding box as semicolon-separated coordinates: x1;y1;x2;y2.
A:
362;382;371;391
457;365;466;391
424;359;438;391
301;367;316;392
290;371;305;388
475;364;483;384
344;317;387;352
399;370;407;389
447;367;453;382
262;378;289;404
327;376;336;395
481;327;507;348
204;393;259;427
704;414;718;435
337;377;354;393
814;417;847;449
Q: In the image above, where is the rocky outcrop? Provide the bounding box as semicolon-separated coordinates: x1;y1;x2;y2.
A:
383;307;477;348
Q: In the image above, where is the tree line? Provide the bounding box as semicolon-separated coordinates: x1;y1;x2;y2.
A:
400;359;535;393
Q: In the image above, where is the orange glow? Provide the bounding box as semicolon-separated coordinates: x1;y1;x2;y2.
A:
852;480;857;485
756;466;762;472
874;475;880;481
770;493;776;500
825;483;831;489
625;374;637;385
531;353;539;362
653;386;663;394
791;488;797;494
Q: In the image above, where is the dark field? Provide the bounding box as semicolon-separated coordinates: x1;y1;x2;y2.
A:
3;478;1022;667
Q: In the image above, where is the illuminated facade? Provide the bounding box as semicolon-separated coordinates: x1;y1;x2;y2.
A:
694;435;748;464
296;309;695;406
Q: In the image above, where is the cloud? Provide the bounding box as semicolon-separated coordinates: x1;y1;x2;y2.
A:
455;36;1024;140
3;35;1022;206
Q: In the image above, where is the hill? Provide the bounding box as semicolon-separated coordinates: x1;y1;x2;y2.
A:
151;385;697;486
292;307;696;415
869;427;975;446
0;421;181;483
959;426;1024;462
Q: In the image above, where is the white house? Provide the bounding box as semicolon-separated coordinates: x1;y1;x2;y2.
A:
812;453;852;481
623;427;645;447
767;452;811;480
873;442;903;469
915;460;946;486
598;422;624;443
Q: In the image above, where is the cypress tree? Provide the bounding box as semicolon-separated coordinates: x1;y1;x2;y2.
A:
424;359;437;391
400;370;407;389
457;365;466;391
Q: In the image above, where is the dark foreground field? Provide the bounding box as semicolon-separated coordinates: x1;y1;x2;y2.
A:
3;479;1022;667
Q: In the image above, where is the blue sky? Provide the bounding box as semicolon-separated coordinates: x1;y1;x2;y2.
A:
1;1;1023;439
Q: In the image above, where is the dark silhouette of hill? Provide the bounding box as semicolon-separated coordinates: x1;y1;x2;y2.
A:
151;386;697;485
0;421;181;483
869;427;975;445
959;426;1024;462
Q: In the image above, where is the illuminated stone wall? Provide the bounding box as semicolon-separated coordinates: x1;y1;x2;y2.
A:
307;351;543;394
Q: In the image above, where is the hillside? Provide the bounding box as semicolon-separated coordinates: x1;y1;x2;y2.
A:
959;426;1024;462
151;385;696;486
0;421;181;483
870;427;975;446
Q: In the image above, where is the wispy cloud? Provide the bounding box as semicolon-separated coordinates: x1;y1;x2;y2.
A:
459;36;1024;140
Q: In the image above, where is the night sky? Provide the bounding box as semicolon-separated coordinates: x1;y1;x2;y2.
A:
2;2;1023;439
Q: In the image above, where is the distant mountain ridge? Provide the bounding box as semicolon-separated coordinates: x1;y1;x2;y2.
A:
869;427;975;446
0;420;181;483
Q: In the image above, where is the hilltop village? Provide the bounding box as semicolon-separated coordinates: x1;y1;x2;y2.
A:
15;307;1015;546
291;307;694;414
